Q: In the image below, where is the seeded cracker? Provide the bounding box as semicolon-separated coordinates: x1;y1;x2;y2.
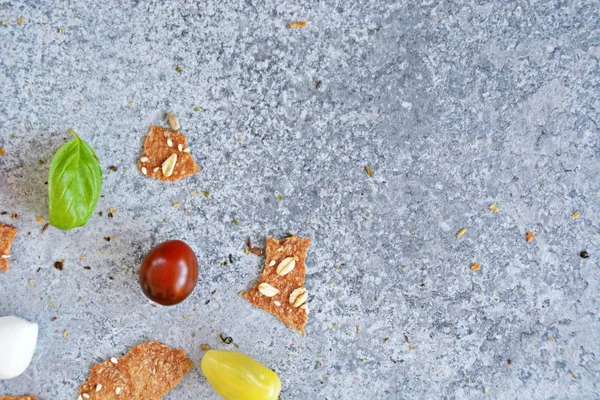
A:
0;223;17;272
245;236;311;335
78;340;193;400
0;396;38;400
138;125;199;181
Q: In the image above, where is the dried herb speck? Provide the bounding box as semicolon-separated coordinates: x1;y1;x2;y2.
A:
315;80;322;89
233;217;240;225
365;165;374;178
103;236;112;242
83;266;91;270
219;333;233;344
202;190;210;198
54;260;64;270
507;359;512;365
108;165;118;172
41;223;50;233
382;338;389;344
228;254;234;264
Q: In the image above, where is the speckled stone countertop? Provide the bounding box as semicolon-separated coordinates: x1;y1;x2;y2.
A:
1;1;599;399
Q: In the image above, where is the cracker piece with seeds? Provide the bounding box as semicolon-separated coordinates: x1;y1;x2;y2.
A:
0;396;38;400
0;223;17;272
78;340;193;400
245;236;311;335
138;125;199;181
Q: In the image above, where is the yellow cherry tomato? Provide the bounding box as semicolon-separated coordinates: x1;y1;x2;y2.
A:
201;350;281;400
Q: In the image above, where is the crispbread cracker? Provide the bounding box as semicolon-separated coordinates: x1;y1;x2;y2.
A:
245;236;311;335
78;340;193;400
0;223;17;272
0;396;38;400
138;125;199;181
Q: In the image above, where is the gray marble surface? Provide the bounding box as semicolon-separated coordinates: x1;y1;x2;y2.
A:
1;1;599;399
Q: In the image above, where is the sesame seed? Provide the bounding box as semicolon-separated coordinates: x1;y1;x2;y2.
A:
78;396;83;400
153;167;159;173
96;384;103;392
115;387;121;395
110;357;118;364
167;139;173;147
183;147;191;153
140;156;149;162
141;167;147;175
83;394;90;399
1;254;10;259
178;143;183;152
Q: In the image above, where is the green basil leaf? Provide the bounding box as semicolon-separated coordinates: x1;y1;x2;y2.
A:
48;129;102;230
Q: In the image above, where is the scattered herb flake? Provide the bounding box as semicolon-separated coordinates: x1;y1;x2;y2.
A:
194;106;201;112
50;317;57;322
233;217;240;225
17;16;23;25
38;159;45;165
83;266;91;270
103;236;112;242
174;65;182;72
488;204;499;212
547;336;555;342
219;333;233;344
191;191;198;197
109;208;117;215
382;338;389;344
507;359;512;365
365;165;374;178
108;165;118;172
238;290;247;296
10;213;18;220
173;202;181;208
63;330;68;340
202;190;210;198
276;194;284;201
200;344;211;351
315;80;322;89
36;216;44;223
41;223;49;233
571;211;580;219
228;254;234;264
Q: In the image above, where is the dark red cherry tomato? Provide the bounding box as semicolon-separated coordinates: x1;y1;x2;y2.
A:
139;240;199;306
